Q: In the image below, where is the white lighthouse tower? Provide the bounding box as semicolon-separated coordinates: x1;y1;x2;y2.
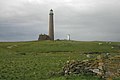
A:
67;34;70;40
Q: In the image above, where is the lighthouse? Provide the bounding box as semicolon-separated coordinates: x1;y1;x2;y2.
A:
49;9;54;40
38;9;55;41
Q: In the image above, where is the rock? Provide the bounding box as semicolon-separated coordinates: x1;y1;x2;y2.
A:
98;43;103;45
111;47;114;49
7;45;17;49
60;55;120;79
89;69;102;75
7;46;12;49
86;54;90;58
62;59;101;76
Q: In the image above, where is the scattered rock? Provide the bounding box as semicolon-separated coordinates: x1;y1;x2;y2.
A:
111;44;120;49
7;45;17;49
86;54;90;58
7;46;12;49
111;47;114;49
62;59;102;76
60;55;120;79
98;43;103;45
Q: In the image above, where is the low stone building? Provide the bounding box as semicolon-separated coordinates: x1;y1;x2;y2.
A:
38;34;50;40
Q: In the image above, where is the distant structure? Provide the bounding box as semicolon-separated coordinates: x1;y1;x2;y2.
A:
38;9;54;41
67;34;70;40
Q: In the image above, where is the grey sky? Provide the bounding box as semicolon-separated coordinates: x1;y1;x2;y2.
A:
0;0;120;41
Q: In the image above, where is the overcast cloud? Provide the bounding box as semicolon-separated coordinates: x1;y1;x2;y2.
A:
0;0;120;41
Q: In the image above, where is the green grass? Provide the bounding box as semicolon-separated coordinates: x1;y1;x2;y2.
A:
0;40;120;80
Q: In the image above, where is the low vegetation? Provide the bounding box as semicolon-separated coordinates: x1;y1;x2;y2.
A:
0;40;120;80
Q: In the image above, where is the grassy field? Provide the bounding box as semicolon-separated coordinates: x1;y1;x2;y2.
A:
0;40;120;80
